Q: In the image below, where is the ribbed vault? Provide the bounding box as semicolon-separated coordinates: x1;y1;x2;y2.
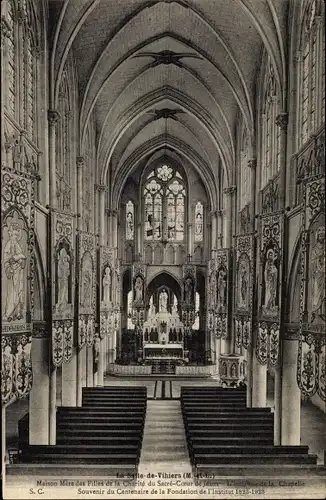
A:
50;0;287;203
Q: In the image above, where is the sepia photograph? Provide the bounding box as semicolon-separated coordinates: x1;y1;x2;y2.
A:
1;0;325;499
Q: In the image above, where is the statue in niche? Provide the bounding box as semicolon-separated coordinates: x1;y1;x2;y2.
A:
195;211;203;240
82;261;93;309
102;266;111;303
231;363;237;378
57;247;71;312
184;277;193;305
172;295;178;315
134;276;143;303
311;225;325;320
210;271;216;308
238;259;249;309
217;268;227;308
263;248;278;314
148;295;156;316
159;289;168;312
3;220;27;321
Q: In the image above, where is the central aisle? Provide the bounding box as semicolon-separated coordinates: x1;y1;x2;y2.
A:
139;400;191;470
138;400;202;498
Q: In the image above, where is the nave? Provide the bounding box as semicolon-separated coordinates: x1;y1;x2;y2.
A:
4;376;326;499
1;1;325;499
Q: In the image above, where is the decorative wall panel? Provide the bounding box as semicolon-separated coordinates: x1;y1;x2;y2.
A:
214;249;229;339
182;263;197;330
234;234;254;348
50;210;75;366
297;175;325;401
206;258;216;337
1;166;35;404
99;246;115;339
257;212;284;366
131;262;146;329
77;232;96;348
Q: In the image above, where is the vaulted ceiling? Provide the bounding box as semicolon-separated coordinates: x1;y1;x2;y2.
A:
50;0;288;198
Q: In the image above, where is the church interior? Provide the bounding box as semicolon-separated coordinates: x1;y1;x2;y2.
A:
1;0;326;497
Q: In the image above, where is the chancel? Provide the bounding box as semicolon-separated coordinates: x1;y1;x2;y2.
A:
1;0;325;497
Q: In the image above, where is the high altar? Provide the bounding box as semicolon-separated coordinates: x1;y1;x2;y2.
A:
142;291;188;365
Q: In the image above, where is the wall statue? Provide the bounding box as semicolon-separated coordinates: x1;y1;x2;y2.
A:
3;221;27;322
102;266;111;303
56;247;71;312
216;268;227;308
263;248;278;315
134;276;143;303
159;289;168;312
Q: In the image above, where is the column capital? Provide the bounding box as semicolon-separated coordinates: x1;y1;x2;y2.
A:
217;209;225;216
247;159;257;170
47;109;61;125
95;183;107;192
76;156;85;169
275;112;288;130
111;210;118;217
223;185;237;196
210;210;218;218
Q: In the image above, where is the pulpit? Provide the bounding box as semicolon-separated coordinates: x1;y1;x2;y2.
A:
219;353;246;387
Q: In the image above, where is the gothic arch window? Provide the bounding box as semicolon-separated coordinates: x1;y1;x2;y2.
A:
261;59;281;189
143;164;186;242
194;202;204;242
5;0;37;141
56;66;72;212
126;200;134;240
193;292;200;330
82;125;94;232
299;0;324;146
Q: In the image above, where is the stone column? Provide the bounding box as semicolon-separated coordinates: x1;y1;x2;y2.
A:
112;211;118;257
61;347;77;407
210;211;217;255
29;326;50;444
76;347;83;407
281;339;301;445
216;210;224;249
246;344;253;407
47;110;60;208
97;185;107;386
187;223;193;256
76;157;85;405
86;346;94;387
215;337;221;378
252;346;267;407
48;110;60;442
2;406;6;484
223;186;236;248
275;113;288;208
49;365;56;444
274;364;282;445
223;186;236;353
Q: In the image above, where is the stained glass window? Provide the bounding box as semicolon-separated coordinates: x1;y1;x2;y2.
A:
144;165;186;241
261;60;280;189
194;202;203;242
144;180;163;240
299;0;323;146
126;201;134;240
157;165;173;181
